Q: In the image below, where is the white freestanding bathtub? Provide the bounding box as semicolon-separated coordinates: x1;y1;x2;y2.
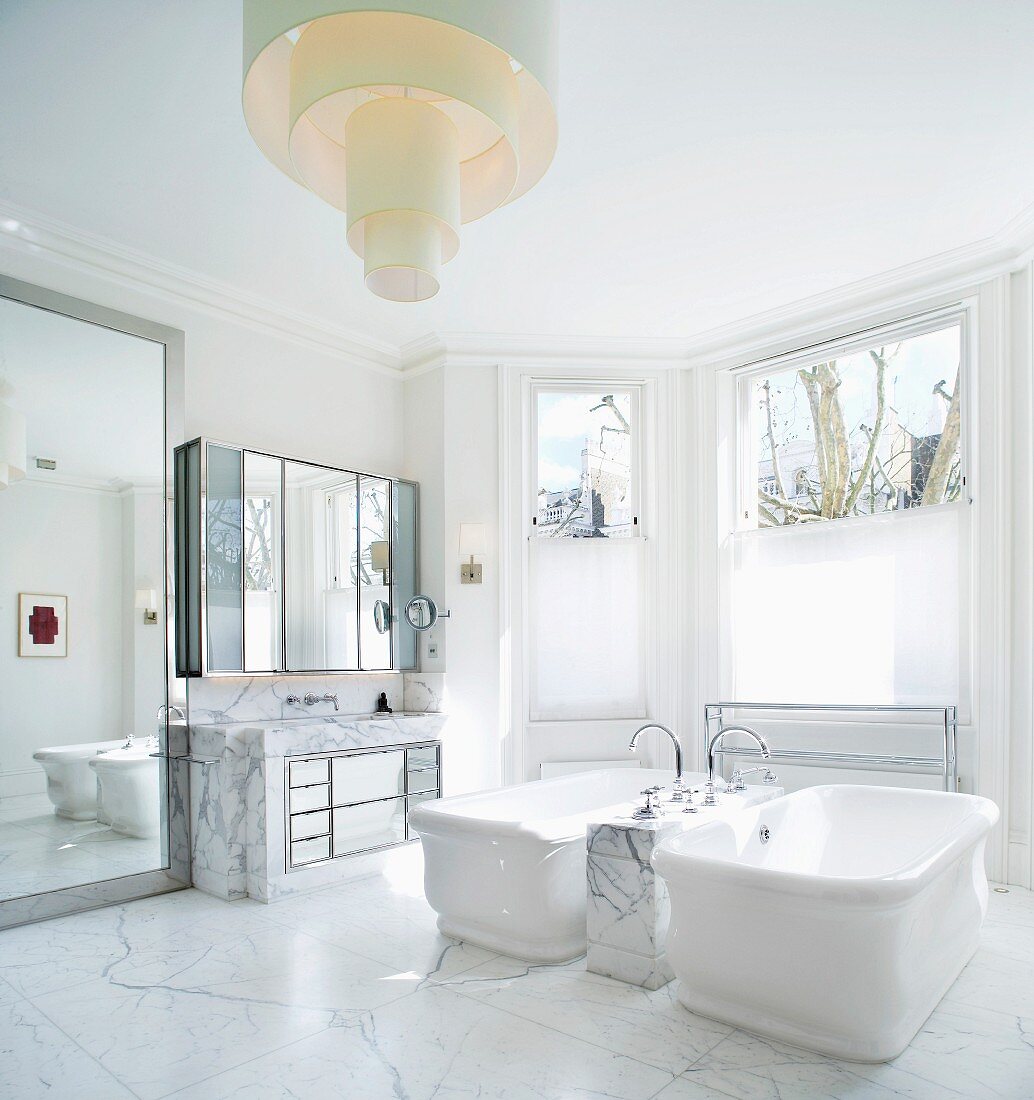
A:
410;768;707;963
32;740;126;819
653;784;999;1062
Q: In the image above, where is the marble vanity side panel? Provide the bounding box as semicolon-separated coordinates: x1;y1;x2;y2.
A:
187;673;403;725
586;851;671;958
402;672;446;713
188;725;251;901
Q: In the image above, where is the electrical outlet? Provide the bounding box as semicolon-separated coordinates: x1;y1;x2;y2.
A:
427;638;440;659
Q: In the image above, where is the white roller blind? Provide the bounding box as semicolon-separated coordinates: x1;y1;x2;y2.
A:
529;538;645;720
727;504;965;707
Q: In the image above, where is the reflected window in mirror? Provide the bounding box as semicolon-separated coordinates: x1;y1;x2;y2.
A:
243;451;282;672
359;476;392;670
284;460;360;671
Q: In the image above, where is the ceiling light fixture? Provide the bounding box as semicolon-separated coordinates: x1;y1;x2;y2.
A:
242;1;558;303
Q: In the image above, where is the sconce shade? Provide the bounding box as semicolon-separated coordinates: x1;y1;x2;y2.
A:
370;539;390;573
459;523;487;557
242;0;558;302
0;390;27;490
135;588;157;611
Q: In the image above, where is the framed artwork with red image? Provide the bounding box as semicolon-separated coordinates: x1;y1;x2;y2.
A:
18;593;67;657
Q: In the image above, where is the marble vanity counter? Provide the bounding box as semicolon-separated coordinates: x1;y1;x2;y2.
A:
586;785;784;989
189;713;446;903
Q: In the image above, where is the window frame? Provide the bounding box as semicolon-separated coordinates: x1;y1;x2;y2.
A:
734;306;971;533
528;382;643;539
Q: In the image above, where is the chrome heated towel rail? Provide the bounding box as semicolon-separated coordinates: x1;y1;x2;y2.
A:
704;702;958;793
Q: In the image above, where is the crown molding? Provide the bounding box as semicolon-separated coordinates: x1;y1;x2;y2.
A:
4;195;1034;383
398;331;691;376
20;469;121;495
678;200;1034;372
0;200;402;378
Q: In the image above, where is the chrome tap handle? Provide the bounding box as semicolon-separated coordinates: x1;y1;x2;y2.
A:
286;694;302;706
634;785;666;819
702;779;720;807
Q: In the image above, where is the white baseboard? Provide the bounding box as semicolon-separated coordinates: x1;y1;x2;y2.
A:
1007;840;1031;889
0;769;46;799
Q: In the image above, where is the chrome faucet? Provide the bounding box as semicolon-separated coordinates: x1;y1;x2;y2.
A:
304;692;339;712
629;723;688;802
727;766;778;792
156;703;186;723
704;725;772;806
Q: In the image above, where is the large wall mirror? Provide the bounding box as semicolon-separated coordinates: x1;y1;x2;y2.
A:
175;440;418;676
0;275;187;927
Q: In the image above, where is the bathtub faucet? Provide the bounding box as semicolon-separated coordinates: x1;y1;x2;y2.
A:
629;723;688;802
705;725;771;806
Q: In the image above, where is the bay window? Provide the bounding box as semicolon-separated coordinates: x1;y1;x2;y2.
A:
726;311;970;710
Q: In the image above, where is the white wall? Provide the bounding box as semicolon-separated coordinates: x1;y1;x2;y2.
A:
0;482;122;796
0;246;405;477
404;365;501;795
120;487;165;739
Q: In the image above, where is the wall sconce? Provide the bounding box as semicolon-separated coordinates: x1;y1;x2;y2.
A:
370;540;390;585
135;588;158;625
459;523;486;585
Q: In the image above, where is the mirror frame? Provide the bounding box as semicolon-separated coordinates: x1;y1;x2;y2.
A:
0;273;190;929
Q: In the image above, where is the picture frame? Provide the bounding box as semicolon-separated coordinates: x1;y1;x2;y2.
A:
18;593;68;658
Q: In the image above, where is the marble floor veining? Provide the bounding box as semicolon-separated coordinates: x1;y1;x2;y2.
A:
1;843;1033;1099
0;792;164;901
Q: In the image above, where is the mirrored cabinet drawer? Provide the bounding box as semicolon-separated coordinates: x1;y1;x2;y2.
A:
290;782;331;813
332;749;404;805
291;834;331;866
333;797;406;857
407;745;438;771
289;758;329;788
406;791;439;818
407;766;439;795
291;809;330;841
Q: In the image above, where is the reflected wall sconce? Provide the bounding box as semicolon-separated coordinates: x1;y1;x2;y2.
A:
459;523;486;585
370;540;390;584
135;588;158;625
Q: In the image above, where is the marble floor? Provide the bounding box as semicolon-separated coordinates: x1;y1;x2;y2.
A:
0;792;164;901
1;843;1032;1100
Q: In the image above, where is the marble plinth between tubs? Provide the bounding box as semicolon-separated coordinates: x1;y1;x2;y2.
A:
189;713;447;903
585;786;784;989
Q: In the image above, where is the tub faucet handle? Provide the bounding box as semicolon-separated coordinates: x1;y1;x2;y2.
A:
633;785;667;819
702;779;720;807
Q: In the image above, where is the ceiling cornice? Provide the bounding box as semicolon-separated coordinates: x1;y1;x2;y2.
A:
3;196;1034;381
0;200;403;377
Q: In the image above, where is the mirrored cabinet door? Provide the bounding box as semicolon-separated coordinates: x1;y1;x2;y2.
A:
284;460;360;671
392;480;419;670
205;443;244;673
243;451;282;672
359;476;392;670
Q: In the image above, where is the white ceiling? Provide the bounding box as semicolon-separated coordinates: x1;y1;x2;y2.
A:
2;0;1034;350
0;297;164;482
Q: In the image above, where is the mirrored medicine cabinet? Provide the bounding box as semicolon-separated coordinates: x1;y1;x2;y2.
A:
174;439;419;676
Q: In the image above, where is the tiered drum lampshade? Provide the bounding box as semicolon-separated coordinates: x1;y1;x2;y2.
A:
242;1;558;302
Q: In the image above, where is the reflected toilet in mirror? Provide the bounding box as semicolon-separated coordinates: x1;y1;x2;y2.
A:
0;293;169;902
